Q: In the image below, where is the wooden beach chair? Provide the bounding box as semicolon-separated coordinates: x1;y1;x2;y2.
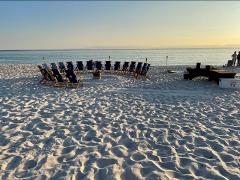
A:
42;63;53;75
52;68;66;87
66;61;74;71
113;61;121;73
42;63;49;70
58;62;66;73
37;65;55;85
105;61;111;72
50;63;58;71
134;62;143;77
65;69;82;88
140;63;150;78
129;61;136;74
95;61;102;71
86;60;94;72
122;62;129;74
76;61;84;72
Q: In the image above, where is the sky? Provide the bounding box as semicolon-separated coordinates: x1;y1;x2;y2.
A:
0;1;240;50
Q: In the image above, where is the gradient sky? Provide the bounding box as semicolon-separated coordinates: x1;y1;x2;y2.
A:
0;1;240;50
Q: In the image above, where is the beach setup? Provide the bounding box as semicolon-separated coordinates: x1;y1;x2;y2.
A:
184;63;236;84
38;60;151;88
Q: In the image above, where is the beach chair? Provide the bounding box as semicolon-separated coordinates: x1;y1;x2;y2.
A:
42;63;49;70
66;61;74;71
65;69;82;88
134;62;143;77
37;65;55;85
76;61;84;72
52;68;66;87
86;60;94;72
140;63;147;74
42;63;56;77
58;62;66;73
140;63;150;77
114;61;121;73
95;61;102;71
129;61;136;73
50;63;58;70
122;62;129;74
105;61;111;72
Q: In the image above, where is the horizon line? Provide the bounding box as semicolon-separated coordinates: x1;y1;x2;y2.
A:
1;47;240;51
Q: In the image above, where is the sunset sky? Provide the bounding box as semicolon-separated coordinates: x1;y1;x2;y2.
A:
0;1;240;50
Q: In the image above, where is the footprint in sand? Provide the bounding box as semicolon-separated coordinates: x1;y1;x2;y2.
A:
140;166;155;177
208;140;224;152
51;170;67;179
61;146;75;154
130;152;146;162
36;122;52;131
111;145;128;157
0;134;10;146
57;153;76;164
23;160;37;170
145;152;161;162
155;145;174;157
95;168;109;179
6;156;22;170
96;158;117;168
219;153;235;163
194;148;218;160
178;157;192;168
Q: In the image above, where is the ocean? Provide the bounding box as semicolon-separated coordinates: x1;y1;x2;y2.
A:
0;48;238;66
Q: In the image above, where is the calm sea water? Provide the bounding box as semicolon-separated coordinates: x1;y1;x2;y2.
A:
0;48;237;66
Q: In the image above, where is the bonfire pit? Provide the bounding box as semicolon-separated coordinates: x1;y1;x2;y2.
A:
93;70;101;79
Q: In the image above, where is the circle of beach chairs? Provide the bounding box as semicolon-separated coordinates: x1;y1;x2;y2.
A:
38;60;151;88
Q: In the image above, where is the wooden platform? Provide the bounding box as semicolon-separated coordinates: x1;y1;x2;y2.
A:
184;63;236;83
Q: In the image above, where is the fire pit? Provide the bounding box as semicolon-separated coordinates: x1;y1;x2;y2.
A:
93;70;101;79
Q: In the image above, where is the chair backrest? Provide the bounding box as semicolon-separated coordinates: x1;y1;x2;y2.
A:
41;64;55;80
141;63;150;75
58;62;66;71
86;60;94;70
76;61;84;71
105;61;111;70
67;61;74;71
65;69;78;83
129;61;136;72
122;62;129;71
146;64;150;73
38;65;49;81
135;62;143;73
141;63;147;72
114;61;121;71
51;63;58;70
96;61;102;70
52;68;64;82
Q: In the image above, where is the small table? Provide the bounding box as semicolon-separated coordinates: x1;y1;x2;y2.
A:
209;70;236;83
93;71;101;79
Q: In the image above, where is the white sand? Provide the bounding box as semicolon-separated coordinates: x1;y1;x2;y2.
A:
0;64;239;179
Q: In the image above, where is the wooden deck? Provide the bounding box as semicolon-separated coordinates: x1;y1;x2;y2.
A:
184;63;236;83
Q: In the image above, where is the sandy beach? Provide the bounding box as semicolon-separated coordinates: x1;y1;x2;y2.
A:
0;64;239;179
